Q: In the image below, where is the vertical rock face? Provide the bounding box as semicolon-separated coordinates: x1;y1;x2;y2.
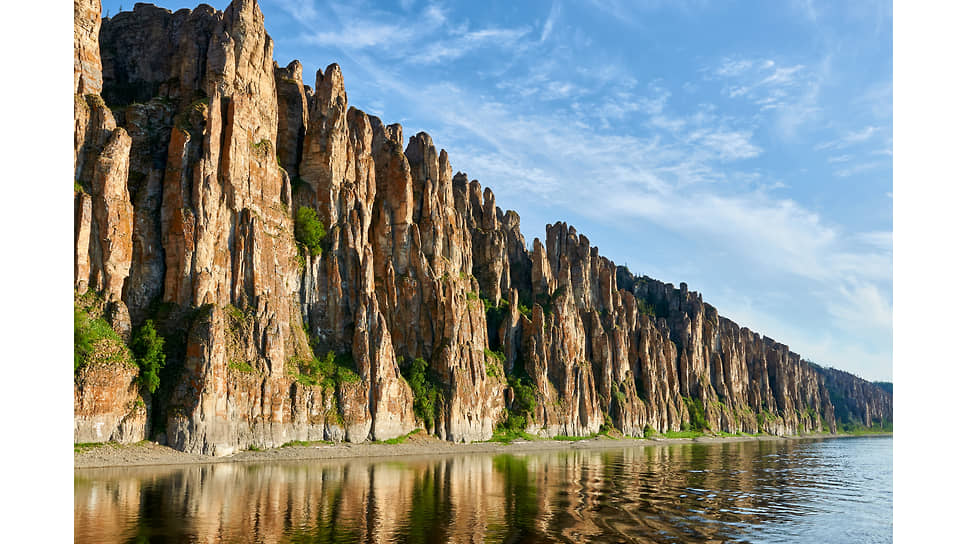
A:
74;0;142;442
818;366;893;427
74;0;891;452
74;355;146;444
74;0;103;94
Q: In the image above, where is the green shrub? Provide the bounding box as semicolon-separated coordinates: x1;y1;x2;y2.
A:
74;307;124;372
487;427;535;443
290;351;361;390
499;366;538;434
484;348;506;364
484;297;509;326
402;357;443;431
484;348;506;380
131;319;166;393
251;138;272;155
611;382;627;404
229;360;255;373
683;396;708;431
636;298;655;317
294;206;326;256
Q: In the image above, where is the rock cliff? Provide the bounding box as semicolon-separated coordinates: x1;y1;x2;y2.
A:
74;0;892;453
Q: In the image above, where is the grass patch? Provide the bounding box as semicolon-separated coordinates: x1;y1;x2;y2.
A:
74;442;116;454
74;301;129;373
661;430;705;439
552;435;586;441
289;351;361;389
716;431;751;437
377;429;420;445
280;440;333;448
487;429;536;444
228;360;255;373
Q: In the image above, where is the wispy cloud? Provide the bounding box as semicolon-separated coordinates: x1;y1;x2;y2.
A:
833;161;883;178
708;55;825;139
540;1;561;43
293;2;531;66
815;125;879;150
409;26;532;65
264;0;891;380
273;0;318;21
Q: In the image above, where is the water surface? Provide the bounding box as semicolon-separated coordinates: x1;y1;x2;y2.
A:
75;436;892;543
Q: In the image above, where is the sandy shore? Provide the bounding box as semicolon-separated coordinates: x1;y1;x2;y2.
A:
74;431;889;469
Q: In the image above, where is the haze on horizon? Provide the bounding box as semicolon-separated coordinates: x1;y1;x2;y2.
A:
124;0;893;382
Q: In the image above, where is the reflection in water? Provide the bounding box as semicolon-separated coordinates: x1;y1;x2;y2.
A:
75;437;892;543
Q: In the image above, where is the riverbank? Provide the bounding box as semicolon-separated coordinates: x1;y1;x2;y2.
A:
74;430;891;469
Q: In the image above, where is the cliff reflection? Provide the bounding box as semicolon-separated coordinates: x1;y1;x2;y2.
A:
75;439;876;543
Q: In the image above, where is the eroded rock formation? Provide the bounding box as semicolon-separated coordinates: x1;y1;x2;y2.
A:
74;0;892;453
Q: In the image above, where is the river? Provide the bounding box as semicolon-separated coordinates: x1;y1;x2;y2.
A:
74;436;892;543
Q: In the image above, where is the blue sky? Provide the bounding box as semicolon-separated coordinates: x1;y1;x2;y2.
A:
126;0;893;381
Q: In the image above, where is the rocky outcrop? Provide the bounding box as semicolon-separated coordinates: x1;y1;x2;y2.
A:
818;366;893;428
74;0;891;452
74;356;146;444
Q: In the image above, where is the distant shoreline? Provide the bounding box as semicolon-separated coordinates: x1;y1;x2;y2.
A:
74;431;891;470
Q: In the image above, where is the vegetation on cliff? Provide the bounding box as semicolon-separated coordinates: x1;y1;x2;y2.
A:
131;320;166;393
290;351;361;390
401;357;444;431
294;206;326;256
74;292;132;373
72;0;891;451
74;306;126;372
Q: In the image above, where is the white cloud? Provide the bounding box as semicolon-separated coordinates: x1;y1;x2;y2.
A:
540;2;561;43
273;0;318;21
712;290;891;381
301;21;411;50
294;2;529;66
409;27;532;65
826;281;893;339
834;161;882;177
847;126;877;142
708;55;825;139
273;0;891;380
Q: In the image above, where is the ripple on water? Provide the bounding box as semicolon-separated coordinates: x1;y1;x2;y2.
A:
75;436;893;543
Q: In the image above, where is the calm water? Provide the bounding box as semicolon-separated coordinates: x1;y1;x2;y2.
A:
74;436;892;543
